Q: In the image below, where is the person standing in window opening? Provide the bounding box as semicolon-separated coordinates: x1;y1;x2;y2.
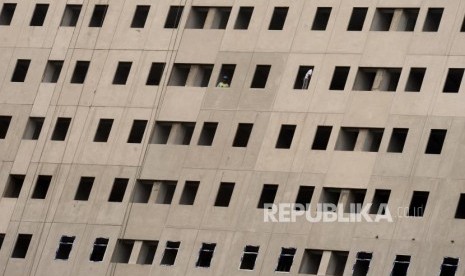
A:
302;68;313;89
217;76;230;88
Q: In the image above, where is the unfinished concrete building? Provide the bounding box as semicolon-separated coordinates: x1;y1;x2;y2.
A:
0;0;465;275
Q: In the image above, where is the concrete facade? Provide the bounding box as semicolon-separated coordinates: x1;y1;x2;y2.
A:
0;0;464;275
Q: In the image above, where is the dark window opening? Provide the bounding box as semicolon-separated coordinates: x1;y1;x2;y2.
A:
42;60;64;83
60;5;81;27
405;68;426;92
70;61;90;84
3;174;25;198
370;8;394;31
234;7;253;30
276;247;296;272
335;128;359;151
137;240;158;265
112;62;132;85
354;68;401;91
408;191;429;217
399;9;419;31
127;120;148;143
232;123;253;147
155;181;177;204
329;66;350;90
186;7;208;29
312;7;331;30
240;245;259;270
250;65;271;88
30;4;49;26
461;16;465;32
387;128;408;153
0;116;12;139
440;257;459;276
347;8;368;31
294;66;314;90
23;117;44;140
0;3;16;25
327;251;349;276
353;68;377;91
132;180;152;203
275;124;296;149
74;177;94;201
146;63;165;85
196;243;216;268
11;234;32;258
164;6;184;28
369;189;391;215
257;184;278;209
179;181;199;205
425;129;447;154
423;8;443;32
90;238;109;262
111;239;134;263
311;126;332;150
93;119;113;142
295;186;314;211
391;255;410;276
31;175;52;199
151;122;172;144
345;189;367;213
268;7;288;30
160;241;180;266
108;178;129;202
353;252;372;276
362;128;384;152
89;5;108;27
11;59;31;82
214;182;235;207
131;5;150;28
211;7;231;29
443;68;464;93
55;236;75;260
455;194;465;219
216;64;235;87
320;188;341;208
51;117;71;141
299;249;322;274
0;233;4;250
195;65;213;87
173;123;195;145
198;122;218;146
168;64;190;86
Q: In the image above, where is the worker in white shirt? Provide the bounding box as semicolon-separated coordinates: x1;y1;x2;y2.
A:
217;75;230;88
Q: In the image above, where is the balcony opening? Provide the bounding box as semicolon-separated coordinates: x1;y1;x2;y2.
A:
89;5;108;27
408;191;429;217
93;119;113;142
131;5;150;28
329;66;350;90
3;174;25;198
214;182;235;207
405;68;426;92
179;181;199;205
234;7;253;30
146;62;165;85
197;122;218;146
268;7;288;30
164;6;183;28
31;175;52;199
347;7;368;31
30;4;49;26
311;126;332;150
232;123;253;147
387;128;408;153
42;60;64;83
108;178;129;202
369;189;391;215
70;61;90;84
425;129;447;154
60;4;81;27
23;117;44;140
257;184;278;209
127;120;148;143
74;177;94;201
51;117;71;141
0;3;16;25
275;124;296;149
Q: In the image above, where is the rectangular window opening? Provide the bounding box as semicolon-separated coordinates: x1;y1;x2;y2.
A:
30;4;49;26
197;122;218;146
443;68;464;93
214;182;235;207
160;241;180;266
93;119;113;142
150;122;172;144
211;7;231;29
335;127;359;151
234;7;253;30
168;64;190;86
345;189;367;214
408;191;429;217
194;65;213;87
31;175;52;199
23;117;44;140
353;68;377;91
347;7;368;31
232;123;253;147
320;188;341;208
108;178;129;202
240;245;259;270
257;184;278;209
74;177;95;201
3;174;25;198
0;116;12;139
387;128;408;153
90;238;109;262
42;60;64;83
268;7;288;30
423;8;443;32
196;243;216;268
55;236;75;260
391;255;411;276
398;9;419;32
0;3;16;25
186;7;208;29
164;6;184;28
405;68;426;92
155;181;177;204
60;4;81;27
311;126;332;150
132;180;152;203
276;247;296;272
0;233;4;250
362;128;384;152
112;62;132;85
294;66;314;90
329;66;350;90
440;257;459;276
425;129;447;154
131;5;150;28
146;62;165;86
216;64;235;88
137;240;158;265
89;5;108;27
179;181;199;205
111;239;134;263
250;65;271;88
275;124;296;149
312;7;331;30
299;249;323;274
127;120;148;143
11;234;32;258
51;117;71;141
353;252;372;276
70;61;90;84
369;189;391;215
11;59;31;82
295;186;314;211
172;122;195;145
370;8;394;31
455;194;465;219
327;251;349;276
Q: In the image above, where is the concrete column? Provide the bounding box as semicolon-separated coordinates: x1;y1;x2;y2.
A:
354;129;368;151
149;181;161;203
128;241;143;264
204;8;217;29
167;123;182;144
186;66;200;86
389;9;403;31
317;251;332;275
